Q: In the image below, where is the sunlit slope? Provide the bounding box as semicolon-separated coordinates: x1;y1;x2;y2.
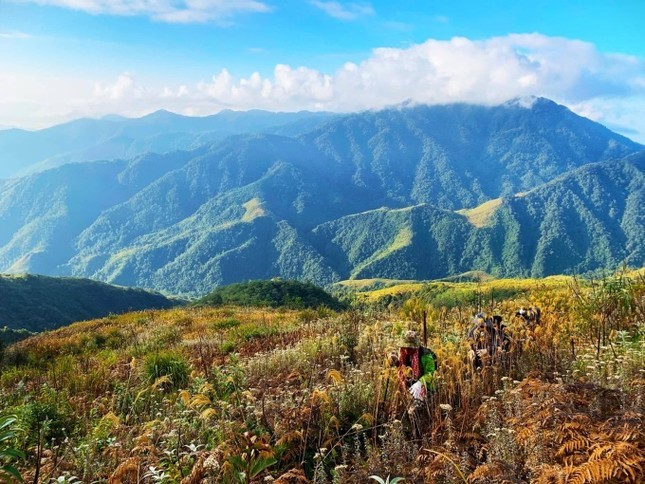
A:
316;152;645;282
312;204;470;280
0;101;642;294
457;198;502;227
1;272;642;482
351;274;574;304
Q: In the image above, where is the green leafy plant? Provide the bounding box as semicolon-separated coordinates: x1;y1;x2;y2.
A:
143;351;190;390
0;414;24;483
225;432;277;483
368;475;405;484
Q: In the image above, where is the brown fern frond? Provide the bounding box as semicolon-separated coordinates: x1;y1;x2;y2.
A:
468;463;502;482
604;412;644;443
180;456;204;484
468;460;520;483
556;436;591;456
108;457;141;484
534;464;565;484
567;457;627;484
274;467;309;483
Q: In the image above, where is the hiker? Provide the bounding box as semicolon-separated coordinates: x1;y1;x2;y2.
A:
492;315;512;354
467;313;510;368
515;306;541;329
468;313;494;369
394;330;437;438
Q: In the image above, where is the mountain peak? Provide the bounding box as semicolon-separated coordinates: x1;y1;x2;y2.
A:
142;109;184;121
504;96;545;109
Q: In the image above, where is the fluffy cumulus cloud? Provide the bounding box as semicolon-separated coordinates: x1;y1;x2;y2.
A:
188;34;645;140
94;73;145;100
2;34;644;141
16;0;271;23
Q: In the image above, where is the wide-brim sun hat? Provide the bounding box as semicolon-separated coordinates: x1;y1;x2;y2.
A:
401;330;420;348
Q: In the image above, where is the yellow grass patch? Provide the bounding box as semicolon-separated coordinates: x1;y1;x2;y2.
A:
456;197;502;227
242;197;267;222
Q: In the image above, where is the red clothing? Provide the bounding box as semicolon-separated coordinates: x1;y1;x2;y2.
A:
398;346;421;387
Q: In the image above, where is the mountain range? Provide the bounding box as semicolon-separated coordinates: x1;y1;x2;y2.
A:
1;98;643;296
0;109;336;179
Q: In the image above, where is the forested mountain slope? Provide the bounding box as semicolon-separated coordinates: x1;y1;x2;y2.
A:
314;153;644;281
0;273;179;332
0;110;335;178
0;99;642;295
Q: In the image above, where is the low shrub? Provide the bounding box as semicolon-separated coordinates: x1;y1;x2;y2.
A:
143;351;190;389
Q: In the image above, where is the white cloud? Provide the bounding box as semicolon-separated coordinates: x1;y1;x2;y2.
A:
15;0;271;23
309;1;375;20
2;34;644;142
0;31;33;39
94;73;145;100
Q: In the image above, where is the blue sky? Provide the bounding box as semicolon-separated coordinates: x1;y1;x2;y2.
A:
1;1;644;141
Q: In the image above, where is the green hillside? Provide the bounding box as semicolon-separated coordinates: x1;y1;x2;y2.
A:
0;100;642;294
315;154;645;280
195;279;345;310
0;273;180;333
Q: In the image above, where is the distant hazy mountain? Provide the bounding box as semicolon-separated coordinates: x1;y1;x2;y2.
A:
0;110;336;179
0;99;642;295
0;273;179;332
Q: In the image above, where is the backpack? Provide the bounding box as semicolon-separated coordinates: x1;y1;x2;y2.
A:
420;346;439;370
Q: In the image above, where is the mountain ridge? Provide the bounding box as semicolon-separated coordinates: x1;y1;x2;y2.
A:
0;110;337;179
0;273;180;333
0;100;642;295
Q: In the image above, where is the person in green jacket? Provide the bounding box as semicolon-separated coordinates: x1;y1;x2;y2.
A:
397;330;437;397
395;330;437;438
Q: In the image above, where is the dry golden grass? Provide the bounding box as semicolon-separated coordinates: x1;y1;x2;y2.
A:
1;272;643;483
456;197;503;227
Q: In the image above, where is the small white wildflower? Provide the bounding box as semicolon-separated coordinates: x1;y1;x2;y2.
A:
439;404;453;412
203;454;220;472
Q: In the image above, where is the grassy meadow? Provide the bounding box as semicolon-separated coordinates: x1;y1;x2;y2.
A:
0;273;643;483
